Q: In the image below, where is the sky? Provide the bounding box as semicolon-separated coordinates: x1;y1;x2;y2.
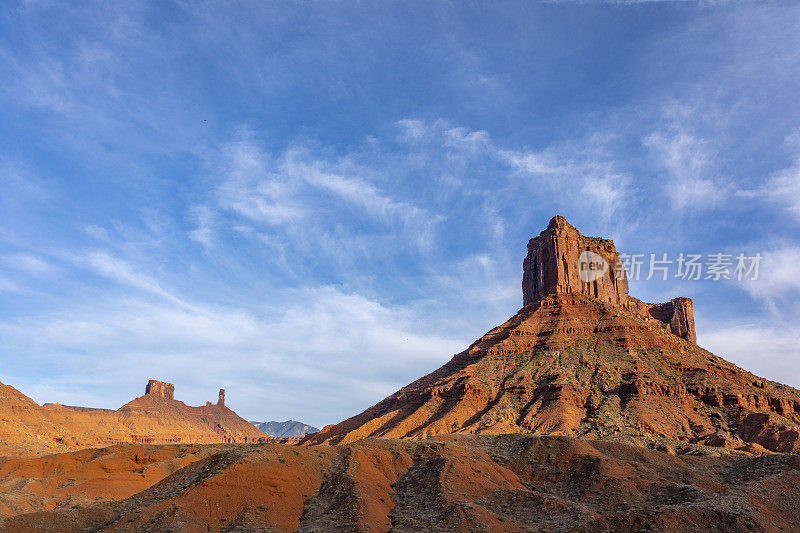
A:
0;1;799;428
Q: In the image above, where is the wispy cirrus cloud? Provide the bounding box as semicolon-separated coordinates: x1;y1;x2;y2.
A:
190;118;643;294
0;158;55;208
202;134;445;257
643;130;728;210
0;284;465;426
397;119;635;225
82;250;191;309
0;275;21;294
734;244;800;314
214;141;308;227
0;253;53;275
737;131;800;222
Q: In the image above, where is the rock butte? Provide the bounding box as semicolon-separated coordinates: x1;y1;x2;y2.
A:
305;216;800;453
0;380;267;456
523;215;697;343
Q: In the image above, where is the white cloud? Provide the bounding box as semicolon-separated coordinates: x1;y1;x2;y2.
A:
732;245;800;317
442;126;492;152
752;246;800;295
214;140;308;226
188;204;216;251
395;119;427;142
738;132;800;222
768;169;800;221
282;147;440;233
643;130;728;210
391;119;634;222
0;253;52;275
0;158;55;208
84;225;111;242
497;147;570;176
702;323;800;390
206;133;446;259
0;275;21;293
83;251;190;308
0;285;466;426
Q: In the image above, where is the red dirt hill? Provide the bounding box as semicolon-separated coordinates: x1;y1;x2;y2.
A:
3;435;799;532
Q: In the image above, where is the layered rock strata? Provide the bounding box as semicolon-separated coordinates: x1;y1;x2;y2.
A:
305;216;800;453
523;215;696;342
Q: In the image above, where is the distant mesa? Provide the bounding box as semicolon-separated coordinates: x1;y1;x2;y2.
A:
305;215;800;454
0;379;267;456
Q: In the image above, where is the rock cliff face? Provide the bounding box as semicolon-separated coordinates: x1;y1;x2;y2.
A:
523;215;629;305
523;215;696;343
144;380;174;399
305;216;800;453
647;297;697;344
119;382;267;446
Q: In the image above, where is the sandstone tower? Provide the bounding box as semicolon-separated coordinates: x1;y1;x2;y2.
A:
145;380;174;400
218;389;225;406
522;215;696;343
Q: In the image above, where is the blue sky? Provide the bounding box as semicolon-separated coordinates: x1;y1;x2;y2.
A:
1;1;799;428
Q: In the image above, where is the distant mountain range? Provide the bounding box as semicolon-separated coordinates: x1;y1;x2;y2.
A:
251;420;319;437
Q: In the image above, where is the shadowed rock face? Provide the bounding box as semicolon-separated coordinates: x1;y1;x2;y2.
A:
523;215;696;343
305;217;799;453
648;297;697;344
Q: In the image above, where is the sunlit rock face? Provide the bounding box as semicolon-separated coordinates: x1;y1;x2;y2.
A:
523;215;629;305
523;215;695;343
145;380;174;400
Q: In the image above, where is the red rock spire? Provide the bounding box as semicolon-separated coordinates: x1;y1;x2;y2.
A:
523;215;628;306
523;215;696;343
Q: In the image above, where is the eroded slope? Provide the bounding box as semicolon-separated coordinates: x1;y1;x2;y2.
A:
305;293;800;453
3;435;799;532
